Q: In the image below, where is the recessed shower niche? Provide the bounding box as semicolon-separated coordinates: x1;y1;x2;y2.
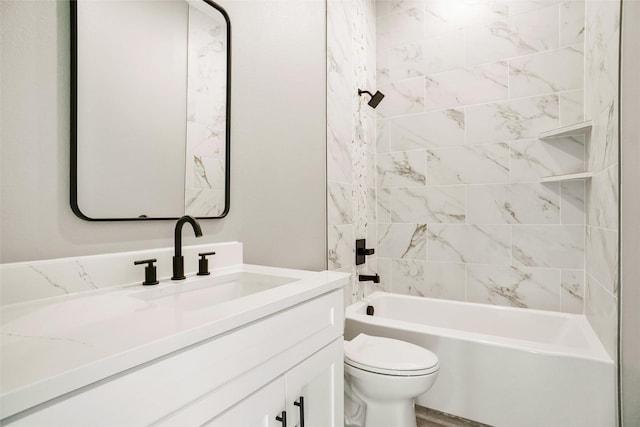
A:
71;0;230;220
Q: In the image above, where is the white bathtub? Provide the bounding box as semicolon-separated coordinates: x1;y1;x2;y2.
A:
345;292;616;427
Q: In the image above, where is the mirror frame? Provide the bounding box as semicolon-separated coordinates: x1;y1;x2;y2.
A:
70;0;231;221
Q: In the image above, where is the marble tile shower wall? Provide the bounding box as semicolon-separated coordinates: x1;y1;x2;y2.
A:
584;0;620;359
374;0;589;313
327;0;378;304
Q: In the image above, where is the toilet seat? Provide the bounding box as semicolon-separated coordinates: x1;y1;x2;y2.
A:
344;334;439;376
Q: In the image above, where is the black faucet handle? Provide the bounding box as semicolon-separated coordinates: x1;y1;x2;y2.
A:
197;252;216;276
134;258;159;286
355;239;375;265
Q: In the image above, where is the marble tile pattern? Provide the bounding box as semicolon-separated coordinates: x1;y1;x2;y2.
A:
0;243;244;306
583;0;620;360
559;90;585;126
560;269;585;314
467;265;561;311
329;0;618;324
374;0;595;314
585;272;618;359
184;6;227;217
327;0;378;303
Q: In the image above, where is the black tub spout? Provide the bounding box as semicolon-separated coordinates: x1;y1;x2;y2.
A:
358;274;380;284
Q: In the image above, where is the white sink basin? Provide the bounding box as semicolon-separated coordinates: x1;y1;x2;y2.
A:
1;295;148;336
128;272;298;310
1;272;298;338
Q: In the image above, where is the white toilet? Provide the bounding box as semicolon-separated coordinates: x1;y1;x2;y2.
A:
344;334;439;427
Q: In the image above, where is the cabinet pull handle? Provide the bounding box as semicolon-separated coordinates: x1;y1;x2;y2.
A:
276;410;287;426
294;396;304;427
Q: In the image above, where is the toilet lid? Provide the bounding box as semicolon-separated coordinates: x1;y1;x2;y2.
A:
344;334;439;376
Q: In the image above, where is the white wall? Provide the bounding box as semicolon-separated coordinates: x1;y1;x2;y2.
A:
0;0;327;272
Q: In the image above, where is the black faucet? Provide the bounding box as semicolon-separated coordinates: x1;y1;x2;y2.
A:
172;215;203;280
358;274;380;283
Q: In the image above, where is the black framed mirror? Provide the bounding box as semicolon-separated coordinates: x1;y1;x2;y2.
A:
70;0;231;220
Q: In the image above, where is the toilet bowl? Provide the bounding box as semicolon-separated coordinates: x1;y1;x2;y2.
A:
344;334;439;427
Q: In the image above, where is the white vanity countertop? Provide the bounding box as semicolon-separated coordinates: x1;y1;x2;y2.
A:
0;264;349;419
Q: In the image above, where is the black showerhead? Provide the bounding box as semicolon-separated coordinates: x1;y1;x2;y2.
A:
358;89;385;109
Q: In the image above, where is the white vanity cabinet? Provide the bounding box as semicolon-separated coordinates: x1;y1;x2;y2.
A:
205;376;286;427
284;337;343;427
4;289;344;427
205;338;343;427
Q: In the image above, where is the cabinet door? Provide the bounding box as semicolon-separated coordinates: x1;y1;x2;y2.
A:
204;376;286;427
285;338;344;427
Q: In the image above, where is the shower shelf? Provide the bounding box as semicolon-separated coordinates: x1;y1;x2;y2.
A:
539;120;592;139
539;171;593;183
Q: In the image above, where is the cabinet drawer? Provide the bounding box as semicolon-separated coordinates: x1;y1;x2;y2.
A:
7;290;343;426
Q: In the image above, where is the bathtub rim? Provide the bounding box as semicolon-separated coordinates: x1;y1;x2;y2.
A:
346;292;613;364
